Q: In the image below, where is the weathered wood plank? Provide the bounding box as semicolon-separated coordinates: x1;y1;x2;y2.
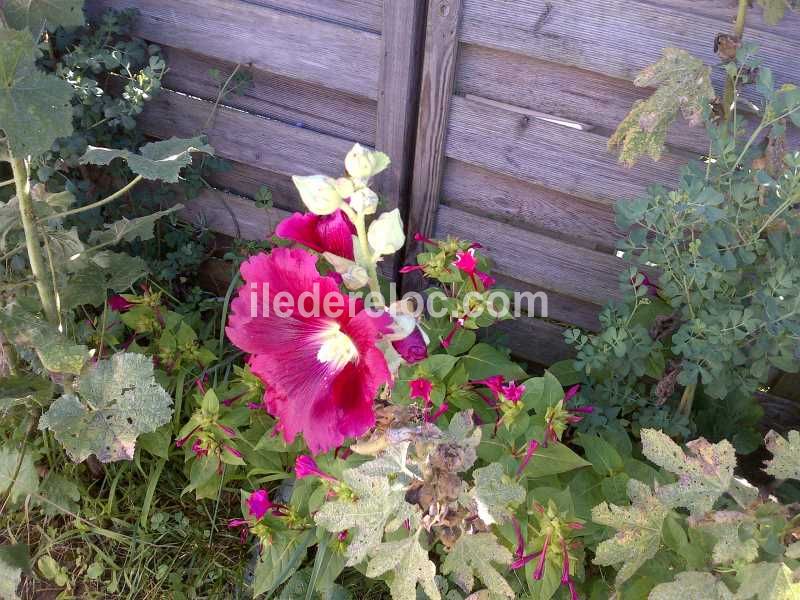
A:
162;48;376;145
404;0;464;274
460;0;800;90
180;188;290;241
86;0;380;99
649;0;800;39
456;44;709;154
205;161;303;213
446;95;684;205
243;0;383;33
441;159;620;252
142;90;356;178
374;0;427;218
491;318;575;367
434;205;624;305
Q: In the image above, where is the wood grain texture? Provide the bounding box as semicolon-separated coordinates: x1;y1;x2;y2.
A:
441;159;620;252
446;95;684;205
142;90;356;177
455;44;709;154
86;0;381;98
205;161;303;213
459;0;800;90
404;0;464;269
242;0;383;33
180;188;290;241
162;48;376;145
434;205;625;305
491;318;575;367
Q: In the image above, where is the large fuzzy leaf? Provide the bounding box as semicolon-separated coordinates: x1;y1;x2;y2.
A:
86;207;181;246
0;446;38;504
650;572;733;600
38;353;173;463
591;479;668;586
735;562;800;599
3;0;85;33
80;137;213;183
0;305;89;374
470;462;525;525
764;430;800;481
691;511;758;565
365;532;440;600
441;533;514;598
0;29;73;158
60;251;148;310
314;468;416;566
641;429;735;516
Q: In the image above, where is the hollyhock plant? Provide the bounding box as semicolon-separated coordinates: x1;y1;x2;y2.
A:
276;210;356;260
226;248;393;454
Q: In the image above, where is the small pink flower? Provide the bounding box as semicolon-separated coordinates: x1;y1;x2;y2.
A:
107;295;134;312
632;271;660;296
561;537;570;584
510;551;541;570
246;489;274;520
452;248;494;290
473;375;505;401
512;517;525;559
399;264;425;274
501;381;525;404
218;423;237;438
516;439;540;476
228;518;250;543
410;378;433;405
413;232;438;246
224;445;242;458
191;439;208;457
441;316;466;348
295;455;337;482
337;530;348;541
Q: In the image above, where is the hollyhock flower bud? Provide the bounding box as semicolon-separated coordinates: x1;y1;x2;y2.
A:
345;143;390;180
292;175;343;215
349;187;379;215
295;455;337;482
246;489;274;520
323;253;370;291
367;209;405;256
334;177;356;198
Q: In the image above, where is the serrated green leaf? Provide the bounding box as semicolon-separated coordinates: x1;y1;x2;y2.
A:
39;473;80;517
0;445;38;505
0;29;73;158
365;531;440;600
592;479;668;586
80;137;213;183
314;468;416;566
641;429;735;516
735;562;800;599
0;305;89;374
650;572;733;600
471;463;525;525
38;353;173;463
764;430;800;481
441;533;514;598
3;0;85;33
691;511;758;565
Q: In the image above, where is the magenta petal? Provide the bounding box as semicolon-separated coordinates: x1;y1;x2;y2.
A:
275;210;355;260
453;248;478;274
107;295;134;312
391;327;428;364
246;489;273;520
563;384;581;404
409;378;433;404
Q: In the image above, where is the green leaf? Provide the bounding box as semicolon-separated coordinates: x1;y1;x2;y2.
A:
38;473;80;517
693;510;759;565
0;305;89;374
0;374;51;415
0;544;29;600
253;529;315;598
314;468;416;566
521;442;591;478
470;462;525;525
764;430;800;481
575;433;624;476
3;0;85;32
0;29;73;158
86;207;181;247
649;572;733;600
365;531;440;600
592;479;668;586
80;137;214;183
735;562;800;599
547;360;582;386
0;445;38;505
757;0;793;24
460;343;526;381
520;371;563;414
38;353;173;463
640;429;735;516
441;533;514;598
60;251;147;310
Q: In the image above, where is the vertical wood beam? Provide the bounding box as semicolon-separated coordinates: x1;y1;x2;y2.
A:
401;0;463;287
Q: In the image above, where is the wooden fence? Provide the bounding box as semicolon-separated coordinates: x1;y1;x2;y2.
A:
86;0;800;388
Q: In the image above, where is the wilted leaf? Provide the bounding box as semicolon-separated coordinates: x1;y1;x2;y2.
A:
592;479;668;586
641;429;735;516
690;510;758;565
0;446;38;505
764;430;800;481
80;137;213;183
609;48;713;165
365;532;440;600
441;533;514;598
735;562;800;599
3;0;85;33
0;29;73;158
470;463;525;525
38;353;173;463
650;572;733;600
314;469;416;566
0;305;89;374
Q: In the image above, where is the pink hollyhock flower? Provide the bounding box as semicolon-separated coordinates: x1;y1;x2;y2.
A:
246;489;274;520
275;210;356;260
107;295;134;312
391;327;428;364
409;378;433;407
295;455;337;482
226;248;392;453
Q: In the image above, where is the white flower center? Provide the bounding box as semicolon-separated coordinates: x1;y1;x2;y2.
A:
316;324;358;370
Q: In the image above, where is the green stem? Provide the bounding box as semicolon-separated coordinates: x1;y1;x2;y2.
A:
11;157;58;324
44;174;144;222
340;203;384;304
0;178;14;188
678;383;697;417
139;458;166;529
723;0;749;120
